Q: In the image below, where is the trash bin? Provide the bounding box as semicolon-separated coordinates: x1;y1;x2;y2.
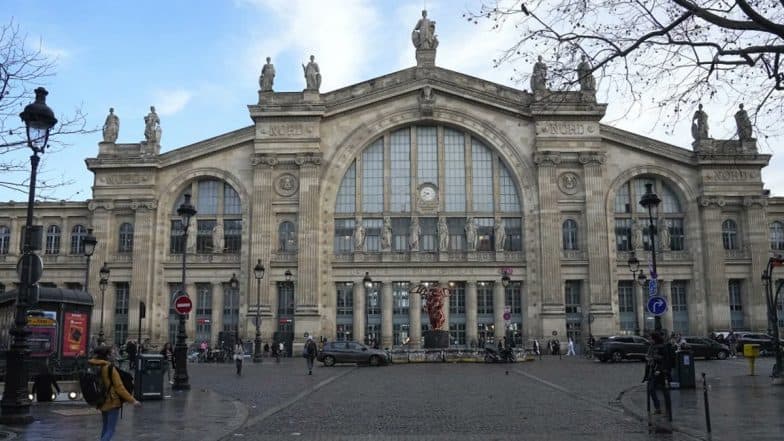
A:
670;350;696;389
135;353;164;401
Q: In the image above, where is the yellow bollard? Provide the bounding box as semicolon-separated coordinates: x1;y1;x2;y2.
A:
743;344;760;376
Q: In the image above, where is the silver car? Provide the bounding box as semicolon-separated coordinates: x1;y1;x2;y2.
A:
317;341;390;366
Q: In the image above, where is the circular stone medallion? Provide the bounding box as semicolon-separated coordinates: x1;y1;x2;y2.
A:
558;172;580;195
275;173;299;197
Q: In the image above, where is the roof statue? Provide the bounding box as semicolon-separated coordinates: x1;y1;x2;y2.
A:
302;55;321;91
411;10;438;50
259;56;275;92
102;108;119;143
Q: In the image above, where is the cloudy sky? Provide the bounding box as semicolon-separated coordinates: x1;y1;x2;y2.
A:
4;0;783;201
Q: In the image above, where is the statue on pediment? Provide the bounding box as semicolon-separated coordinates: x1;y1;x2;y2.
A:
412;10;438;50
212;222;224;253
691;104;709;141
409;217;421;251
353;217;366;251
465;217;477;251
437;216;448;252
382;216;392;251
302;55;321;91
259;57;275;92
102;108;119;143
494;216;506;252
658;218;671;251
576;56;595;92
144;106;161;144
531;56;547;92
735;104;753;141
631;219;644;251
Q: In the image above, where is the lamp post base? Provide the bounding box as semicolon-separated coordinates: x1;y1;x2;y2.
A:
253;331;263;363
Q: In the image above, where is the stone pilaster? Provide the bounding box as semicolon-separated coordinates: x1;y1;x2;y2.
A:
744;197;769;331
211;282;223;345
410;289;422;348
352;281;365;342
699;197;726;331
466;281;478;346
128;202;156;341
534;152;564;334
381;282;393;348
250;155;276;311
493;282;505;340
580;153;612;315
295;154;321;314
660;280;673;333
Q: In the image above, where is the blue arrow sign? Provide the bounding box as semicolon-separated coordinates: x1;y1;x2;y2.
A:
647;296;667;316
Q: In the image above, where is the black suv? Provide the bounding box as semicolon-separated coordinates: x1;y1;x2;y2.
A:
734;332;784;355
595;335;650;362
682;337;729;360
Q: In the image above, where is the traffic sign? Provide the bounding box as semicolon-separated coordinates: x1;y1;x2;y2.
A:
173;295;193;315
16;253;43;284
648;278;658;297
647;296;667;316
502;312;511;321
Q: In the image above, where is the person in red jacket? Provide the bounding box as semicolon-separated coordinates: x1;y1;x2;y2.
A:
88;345;141;441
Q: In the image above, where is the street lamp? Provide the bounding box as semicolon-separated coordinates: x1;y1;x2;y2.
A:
173;193;196;391
229;273;239;345
363;272;373;345
97;263;110;345
253;260;265;363
762;255;784;380
285;269;293;283
500;269;511;288
627;182;663;335
1;87;57;425
83;228;98;292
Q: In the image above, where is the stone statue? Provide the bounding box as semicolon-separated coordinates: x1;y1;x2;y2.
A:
212;222;225;253
494;216;506;252
631;219;644;251
437;216;448;252
353;217;366;251
302;55;321;91
531;56;547;92
144;106;161;144
102;108;119;143
409;217;421;251
411;10;438;49
465;217;477;251
259;56;275;92
735;103;753;141
381;216;392;251
576;55;595;92
186;217;197;253
658;218;671;251
691;104;709;141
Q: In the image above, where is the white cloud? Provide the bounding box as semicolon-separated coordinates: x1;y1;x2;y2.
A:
152;89;193;116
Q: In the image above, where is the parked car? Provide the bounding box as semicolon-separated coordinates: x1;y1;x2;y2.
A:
594;335;650;362
682;337;730;360
734;332;784;355
317;341;390;366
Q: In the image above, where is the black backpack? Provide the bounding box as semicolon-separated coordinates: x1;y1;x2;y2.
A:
111;365;134;396
79;364;109;408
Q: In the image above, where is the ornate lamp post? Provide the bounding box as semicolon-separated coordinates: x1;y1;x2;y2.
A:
363;272;373;345
173;193;196;391
253;260;265;363
82;228;98;291
1;87;57;425
627;183;663;334
229;273;239;344
97;263;110;345
762;255;784;381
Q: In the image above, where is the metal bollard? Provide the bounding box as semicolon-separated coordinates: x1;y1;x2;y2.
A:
701;372;711;435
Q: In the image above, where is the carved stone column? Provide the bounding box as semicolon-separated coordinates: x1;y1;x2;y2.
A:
381;282;393;348
466;281;478;347
295;154;321;315
352;281;365;343
250;155;276;313
534;152;564;334
410;289;422;348
699;197;726;331
493;282;505;340
579;153;612;319
744;197;769;331
129;201;156;341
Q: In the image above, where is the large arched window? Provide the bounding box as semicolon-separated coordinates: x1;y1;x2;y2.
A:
0;226;9;255
278;221;297;252
562;219;578;251
613;177;685;251
45;225;60;255
333;126;523;253
119;223;134;253
70;225;87;255
722;219;738;250
771;221;784;250
170;179;243;254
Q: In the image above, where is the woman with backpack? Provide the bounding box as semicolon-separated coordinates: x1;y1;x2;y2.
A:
88;345;140;441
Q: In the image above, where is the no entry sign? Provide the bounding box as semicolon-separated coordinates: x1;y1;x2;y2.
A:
173;295;193;315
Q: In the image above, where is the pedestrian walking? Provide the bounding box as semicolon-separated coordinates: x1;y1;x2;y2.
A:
567;337;576;356
234;339;245;376
271;341;280;362
643;332;674;422
160;342;174;383
727;331;737;358
551;338;561;359
263;342;270;358
304;335;318;375
32;364;60;402
533;339;541;360
88;345;140;441
279;341;285;358
125;339;137;370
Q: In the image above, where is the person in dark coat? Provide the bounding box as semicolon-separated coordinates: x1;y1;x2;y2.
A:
643;332;674;421
125;339;138;370
32;364;60;402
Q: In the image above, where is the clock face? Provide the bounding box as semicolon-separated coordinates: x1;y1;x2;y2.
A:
419;185;437;202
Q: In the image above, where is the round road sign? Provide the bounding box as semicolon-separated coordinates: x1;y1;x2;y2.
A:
16;253;43;284
502;312;511;321
173;295;193;314
647;296;668;316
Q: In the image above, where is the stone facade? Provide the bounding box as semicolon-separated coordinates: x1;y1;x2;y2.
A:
2;55;783;352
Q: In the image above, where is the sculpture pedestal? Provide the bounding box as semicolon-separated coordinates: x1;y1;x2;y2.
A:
423;330;449;349
416;49;436;67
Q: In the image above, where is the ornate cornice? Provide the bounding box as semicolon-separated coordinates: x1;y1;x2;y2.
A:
533;151;561;166
698;196;726;208
578;152;606;166
743;196;768;208
295;153;322;167
251;153;279;168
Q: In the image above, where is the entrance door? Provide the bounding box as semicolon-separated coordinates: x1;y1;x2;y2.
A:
275;319;294;357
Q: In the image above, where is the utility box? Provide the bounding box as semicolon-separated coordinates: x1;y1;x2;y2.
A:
670;350;696;389
743;344;760;358
135;353;164;401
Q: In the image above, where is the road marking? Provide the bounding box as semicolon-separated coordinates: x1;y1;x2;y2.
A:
512;368;624;415
238;367;357;431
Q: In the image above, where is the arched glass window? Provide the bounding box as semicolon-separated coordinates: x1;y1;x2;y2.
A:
119;223;134;253
70;225;87;255
170;179;244;254
771;221;784;250
45;225;60;255
278;221;297;252
562;220;578;251
0;226;9;255
614;177;685;251
722;220;738;250
333;125;523;254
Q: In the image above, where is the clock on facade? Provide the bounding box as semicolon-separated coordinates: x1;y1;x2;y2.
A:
419;184;437;202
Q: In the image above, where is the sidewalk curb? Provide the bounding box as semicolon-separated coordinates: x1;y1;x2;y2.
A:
617;384;707;441
209;395;250;441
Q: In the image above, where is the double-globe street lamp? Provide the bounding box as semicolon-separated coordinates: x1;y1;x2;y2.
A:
173;193;197;391
0;87;57;425
229;273;239;346
253;260;265;363
627;183;663;334
761;255;784;380
97;263;110;345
